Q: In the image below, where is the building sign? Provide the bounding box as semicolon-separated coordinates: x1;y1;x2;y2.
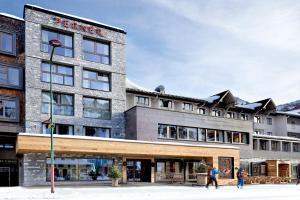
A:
53;16;106;37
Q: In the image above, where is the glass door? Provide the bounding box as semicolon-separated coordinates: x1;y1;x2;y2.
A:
127;160;141;182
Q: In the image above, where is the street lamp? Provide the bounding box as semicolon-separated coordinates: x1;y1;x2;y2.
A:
48;39;62;194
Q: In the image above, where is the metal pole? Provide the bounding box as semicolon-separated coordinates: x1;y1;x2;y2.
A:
49;46;55;194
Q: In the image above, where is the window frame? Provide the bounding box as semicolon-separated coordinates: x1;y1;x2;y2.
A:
178;126;198;141
197;108;206;115
0;95;19;122
159;99;173;109
136;96;149;106
82;68;111;92
82;96;111;120
41;61;74;86
83;126;111;138
41;28;74;57
267;117;273;125
0;62;23;89
158;124;177;139
0;29;16;56
82;37;110;65
41;91;74;116
182;102;193;111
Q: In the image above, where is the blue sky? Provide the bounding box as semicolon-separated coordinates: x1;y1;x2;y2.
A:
1;0;300;104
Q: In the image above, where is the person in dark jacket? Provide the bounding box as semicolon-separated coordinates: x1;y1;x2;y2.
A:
206;167;229;189
237;168;245;189
296;164;300;185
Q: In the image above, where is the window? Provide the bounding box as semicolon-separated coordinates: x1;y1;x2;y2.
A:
0;64;22;88
216;130;224;142
206;129;216;142
225;131;232;143
254;129;264;135
0;98;18;121
266;132;272;136
271;141;280;151
159;99;172;109
83;38;110;64
42;92;74;116
158;124;177;139
260;140;268;151
254;116;261;123
240;113;249;120
0;31;14;54
226;112;235;119
232;132;249;144
41;29;73;57
197;108;205;115
198;128;206;141
136;96;149;106
267;117;272;125
41;62;73;86
82;69;110;91
253;139;258;150
178;127;197;141
282;142;291;152
211;110;221;117
42;123;73;135
241;133;249;144
83;97;110;120
293;143;300;152
83;127;110;138
182;103;193;111
232;132;240;143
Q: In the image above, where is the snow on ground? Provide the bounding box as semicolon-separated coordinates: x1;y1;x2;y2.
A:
1;184;300;200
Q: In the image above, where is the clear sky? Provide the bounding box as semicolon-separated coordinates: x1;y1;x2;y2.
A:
1;0;299;104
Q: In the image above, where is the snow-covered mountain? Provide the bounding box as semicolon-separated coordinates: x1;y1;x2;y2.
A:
277;100;300;111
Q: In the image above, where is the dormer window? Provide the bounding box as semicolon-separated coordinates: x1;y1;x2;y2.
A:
136;96;149;106
159;99;172;109
211;110;221;117
226;112;235;119
197;108;206;115
182;102;193;111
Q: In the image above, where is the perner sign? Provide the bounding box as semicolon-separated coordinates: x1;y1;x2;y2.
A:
53;16;106;37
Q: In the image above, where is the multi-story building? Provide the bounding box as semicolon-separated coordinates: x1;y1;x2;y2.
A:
0;4;299;187
0;13;25;187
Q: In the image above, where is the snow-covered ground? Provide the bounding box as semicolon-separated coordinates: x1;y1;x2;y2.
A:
1;184;300;200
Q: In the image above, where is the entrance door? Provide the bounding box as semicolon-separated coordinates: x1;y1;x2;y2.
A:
0;167;10;187
127;160;151;182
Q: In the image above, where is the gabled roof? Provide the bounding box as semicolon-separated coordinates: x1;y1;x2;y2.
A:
205;90;236;105
24;4;126;34
236;98;276;114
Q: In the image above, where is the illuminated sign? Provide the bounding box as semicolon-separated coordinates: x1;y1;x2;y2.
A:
53;16;106;37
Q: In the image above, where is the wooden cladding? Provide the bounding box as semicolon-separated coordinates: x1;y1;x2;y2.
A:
16;134;240;158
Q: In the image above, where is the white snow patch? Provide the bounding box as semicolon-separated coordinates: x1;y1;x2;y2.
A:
0;13;24;21
237;102;262;110
283;109;300;116
126;78;156;93
204;95;220;103
26;4;124;32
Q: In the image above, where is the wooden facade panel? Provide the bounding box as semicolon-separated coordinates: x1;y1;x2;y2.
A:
16;134;240;159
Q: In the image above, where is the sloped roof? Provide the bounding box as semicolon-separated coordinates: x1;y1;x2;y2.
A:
0;13;24;21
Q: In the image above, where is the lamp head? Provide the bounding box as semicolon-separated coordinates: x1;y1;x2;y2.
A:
49;39;62;48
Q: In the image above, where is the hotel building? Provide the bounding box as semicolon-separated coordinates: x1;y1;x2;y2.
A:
0;5;299;187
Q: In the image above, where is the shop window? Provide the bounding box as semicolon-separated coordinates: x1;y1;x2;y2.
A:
41;62;73;86
136;96;149;106
83;126;110;138
41;28;73;57
83;38;110;64
42;91;74;116
82;69;110;91
42;123;74;135
83;97;111;119
159;99;172;109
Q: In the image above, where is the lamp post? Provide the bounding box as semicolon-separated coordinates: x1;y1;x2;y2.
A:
48;39;62;194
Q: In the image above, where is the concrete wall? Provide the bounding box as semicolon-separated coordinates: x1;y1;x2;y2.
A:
24;8;126;138
125;106;253;159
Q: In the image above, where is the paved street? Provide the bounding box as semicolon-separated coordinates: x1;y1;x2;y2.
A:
1;184;300;200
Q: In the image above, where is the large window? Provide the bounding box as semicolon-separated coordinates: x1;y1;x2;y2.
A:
0;31;14;54
42;92;74;116
41;29;73;57
42;123;73;135
41;62;73;86
0;64;22;88
83;38;110;64
232;132;249;144
82;69;110;91
159;99;172;109
83;126;110;138
46;157;117;181
158;124;177;139
83;97;110;120
178;126;197;141
0;98;18;121
136;96;149;106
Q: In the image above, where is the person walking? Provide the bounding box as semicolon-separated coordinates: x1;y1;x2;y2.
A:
237;168;245;189
296;164;300;185
206;167;229;189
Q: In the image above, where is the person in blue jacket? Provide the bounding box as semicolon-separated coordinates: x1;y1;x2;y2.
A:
206;167;229;189
236;168;245;189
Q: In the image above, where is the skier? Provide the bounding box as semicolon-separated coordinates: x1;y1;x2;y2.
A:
206;167;230;189
236;168;246;189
